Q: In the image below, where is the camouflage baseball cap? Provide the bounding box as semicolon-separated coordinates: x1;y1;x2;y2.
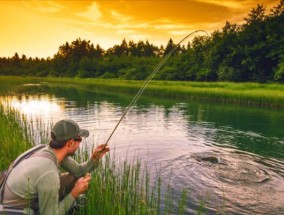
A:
52;119;89;141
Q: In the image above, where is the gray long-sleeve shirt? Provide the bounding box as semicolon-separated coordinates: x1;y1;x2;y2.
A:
3;145;96;215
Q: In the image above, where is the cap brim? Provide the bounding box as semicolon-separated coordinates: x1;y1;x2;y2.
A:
78;129;89;138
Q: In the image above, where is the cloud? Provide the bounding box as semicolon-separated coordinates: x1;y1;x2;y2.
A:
77;2;102;21
195;0;251;9
117;29;136;35
154;23;193;30
110;10;133;22
95;0;232;24
170;30;196;35
22;1;63;13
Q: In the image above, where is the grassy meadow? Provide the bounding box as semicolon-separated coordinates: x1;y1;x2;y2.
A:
1;76;283;108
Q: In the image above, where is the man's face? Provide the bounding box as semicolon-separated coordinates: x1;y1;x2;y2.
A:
68;136;82;156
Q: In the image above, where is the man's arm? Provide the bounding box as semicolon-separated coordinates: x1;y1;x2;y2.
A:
61;144;109;178
61;157;95;178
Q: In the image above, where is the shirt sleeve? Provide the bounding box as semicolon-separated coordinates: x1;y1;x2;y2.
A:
61;157;97;178
36;171;75;215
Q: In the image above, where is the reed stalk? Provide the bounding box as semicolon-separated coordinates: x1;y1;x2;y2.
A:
0;102;31;169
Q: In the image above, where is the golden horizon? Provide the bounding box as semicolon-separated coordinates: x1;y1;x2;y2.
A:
0;0;279;58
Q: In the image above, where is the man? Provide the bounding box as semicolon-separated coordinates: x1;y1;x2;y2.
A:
1;119;109;214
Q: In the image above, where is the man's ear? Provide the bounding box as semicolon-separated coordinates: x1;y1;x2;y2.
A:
68;140;73;147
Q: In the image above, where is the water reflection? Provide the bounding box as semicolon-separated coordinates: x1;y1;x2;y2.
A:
1;83;284;214
6;95;65;120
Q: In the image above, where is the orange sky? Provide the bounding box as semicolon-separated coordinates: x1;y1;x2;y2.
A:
0;0;279;58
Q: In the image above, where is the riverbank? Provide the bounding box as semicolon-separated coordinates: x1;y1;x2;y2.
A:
1;76;283;108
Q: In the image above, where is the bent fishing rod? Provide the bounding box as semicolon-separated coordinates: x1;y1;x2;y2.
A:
103;30;209;148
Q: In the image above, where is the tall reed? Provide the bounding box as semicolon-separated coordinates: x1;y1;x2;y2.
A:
0;102;31;170
78;156;188;215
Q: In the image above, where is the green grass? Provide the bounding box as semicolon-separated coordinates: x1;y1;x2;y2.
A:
0;102;31;170
84;158;164;214
42;77;284;108
74;145;188;215
1;76;283;108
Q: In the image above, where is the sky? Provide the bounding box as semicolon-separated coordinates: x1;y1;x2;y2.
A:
0;0;280;58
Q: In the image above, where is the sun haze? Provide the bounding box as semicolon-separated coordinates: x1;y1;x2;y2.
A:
0;0;279;58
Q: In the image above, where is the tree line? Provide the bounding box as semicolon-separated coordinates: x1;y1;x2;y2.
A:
0;1;283;82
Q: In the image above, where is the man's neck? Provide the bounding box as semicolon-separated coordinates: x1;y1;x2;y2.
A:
51;148;68;163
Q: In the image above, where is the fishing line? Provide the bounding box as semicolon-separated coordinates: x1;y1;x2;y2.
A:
104;30;209;147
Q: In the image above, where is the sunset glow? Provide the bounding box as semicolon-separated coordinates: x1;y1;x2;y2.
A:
6;95;64;120
0;0;279;58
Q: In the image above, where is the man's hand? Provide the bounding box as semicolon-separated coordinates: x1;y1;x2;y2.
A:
91;144;110;161
71;173;91;199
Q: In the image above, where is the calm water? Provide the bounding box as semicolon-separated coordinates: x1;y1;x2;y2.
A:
1;81;284;214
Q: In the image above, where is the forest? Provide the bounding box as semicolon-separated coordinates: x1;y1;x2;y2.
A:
0;1;283;82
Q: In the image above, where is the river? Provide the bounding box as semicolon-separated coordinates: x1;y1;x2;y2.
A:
1;80;284;214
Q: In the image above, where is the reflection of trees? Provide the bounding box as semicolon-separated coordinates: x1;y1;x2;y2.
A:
181;102;284;159
12;82;181;110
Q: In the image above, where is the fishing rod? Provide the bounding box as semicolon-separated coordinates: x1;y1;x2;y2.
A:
104;30;209;147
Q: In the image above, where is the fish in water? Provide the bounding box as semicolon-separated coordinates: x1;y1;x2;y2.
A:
192;152;221;164
191;152;270;184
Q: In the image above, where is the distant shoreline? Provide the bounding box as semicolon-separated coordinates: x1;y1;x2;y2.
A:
1;76;284;108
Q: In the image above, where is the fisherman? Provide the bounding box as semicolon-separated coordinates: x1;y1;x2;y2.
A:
0;119;109;215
